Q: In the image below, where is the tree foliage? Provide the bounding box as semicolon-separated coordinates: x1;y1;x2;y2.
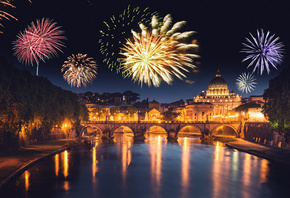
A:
110;106;120;116
161;111;179;121
263;65;290;136
125;105;137;117
0;57;88;151
91;105;108;120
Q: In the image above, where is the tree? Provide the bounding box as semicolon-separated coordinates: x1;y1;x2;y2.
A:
0;56;87;151
161;111;179;121
263;65;290;139
110;106;120;116
123;90;140;103
125;105;137;118
91;105;108;120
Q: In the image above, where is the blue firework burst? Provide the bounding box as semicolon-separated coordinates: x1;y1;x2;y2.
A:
241;29;284;75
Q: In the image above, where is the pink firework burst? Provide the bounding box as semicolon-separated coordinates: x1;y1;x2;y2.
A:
13;18;65;75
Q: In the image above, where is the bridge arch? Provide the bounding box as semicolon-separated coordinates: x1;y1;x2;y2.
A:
111;125;134;136
211;124;237;137
144;125;168;138
81;125;103;136
177;125;202;137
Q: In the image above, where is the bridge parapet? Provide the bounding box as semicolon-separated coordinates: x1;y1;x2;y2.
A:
80;121;243;139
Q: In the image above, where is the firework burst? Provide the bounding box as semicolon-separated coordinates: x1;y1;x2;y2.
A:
121;14;199;87
99;5;158;73
236;72;257;93
241;29;284;75
13;18;65;75
0;1;17;33
62;53;98;88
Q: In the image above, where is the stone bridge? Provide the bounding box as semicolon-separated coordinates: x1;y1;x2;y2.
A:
80;121;244;140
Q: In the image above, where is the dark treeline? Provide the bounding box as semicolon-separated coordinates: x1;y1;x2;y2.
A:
0;58;89;152
263;64;290;141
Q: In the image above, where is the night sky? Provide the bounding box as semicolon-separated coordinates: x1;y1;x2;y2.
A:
1;0;289;103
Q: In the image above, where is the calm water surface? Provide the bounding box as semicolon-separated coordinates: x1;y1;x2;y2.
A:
2;134;290;198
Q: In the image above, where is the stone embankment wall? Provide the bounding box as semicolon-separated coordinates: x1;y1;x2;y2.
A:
19;128;66;147
244;122;290;149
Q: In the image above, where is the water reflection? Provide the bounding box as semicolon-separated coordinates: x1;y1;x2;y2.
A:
178;137;190;197
55;154;59;177
4;136;290;198
113;133;133;188
92;142;98;182
122;135;132;183
145;133;167;192
243;153;251;188
62;150;69;178
24;170;30;192
54;150;70;191
212;141;226;198
260;159;268;183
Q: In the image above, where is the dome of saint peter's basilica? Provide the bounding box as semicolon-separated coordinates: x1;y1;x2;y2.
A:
207;69;229;96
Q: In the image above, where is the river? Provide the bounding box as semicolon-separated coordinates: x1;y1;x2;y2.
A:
1;133;290;198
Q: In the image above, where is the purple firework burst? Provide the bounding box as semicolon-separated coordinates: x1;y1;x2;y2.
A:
241;29;284;75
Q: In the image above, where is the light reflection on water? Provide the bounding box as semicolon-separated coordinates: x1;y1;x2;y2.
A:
178;137;190;197
3;133;290;198
54;154;59;177
24;170;29;192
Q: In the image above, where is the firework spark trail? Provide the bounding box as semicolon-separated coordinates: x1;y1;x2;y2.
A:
241;29;284;75
62;53;98;88
236;72;257;93
0;1;17;33
99;5;158;73
13;18;65;75
121;14;199;87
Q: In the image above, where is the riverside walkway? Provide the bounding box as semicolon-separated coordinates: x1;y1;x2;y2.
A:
226;138;290;166
0;139;77;189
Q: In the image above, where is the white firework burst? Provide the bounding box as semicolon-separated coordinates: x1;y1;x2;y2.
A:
236;72;257;93
121;14;199;87
62;53;98;87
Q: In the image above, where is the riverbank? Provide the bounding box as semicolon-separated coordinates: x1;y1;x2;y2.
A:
226;138;290;166
0;139;78;189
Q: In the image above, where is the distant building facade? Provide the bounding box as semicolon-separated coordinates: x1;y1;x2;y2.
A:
82;70;270;123
187;70;242;122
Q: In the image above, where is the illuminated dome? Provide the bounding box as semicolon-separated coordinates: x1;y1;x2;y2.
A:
208;69;228;90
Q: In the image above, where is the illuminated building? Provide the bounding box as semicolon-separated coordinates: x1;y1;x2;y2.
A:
189;69;242;122
147;108;161;121
149;99;160;111
247;107;267;122
185;102;214;122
